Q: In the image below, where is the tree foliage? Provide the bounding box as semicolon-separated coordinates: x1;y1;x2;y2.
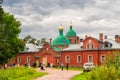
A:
24;35;36;44
23;35;47;45
0;7;24;65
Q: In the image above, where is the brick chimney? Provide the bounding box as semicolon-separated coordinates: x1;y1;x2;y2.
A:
85;35;88;39
115;35;120;43
104;35;107;39
99;33;103;41
50;38;52;44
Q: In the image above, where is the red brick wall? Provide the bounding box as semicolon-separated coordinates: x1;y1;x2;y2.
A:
61;49;120;67
83;37;101;49
16;52;35;66
67;36;80;44
61;51;83;67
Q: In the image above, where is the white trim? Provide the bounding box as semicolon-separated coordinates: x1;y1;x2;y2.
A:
101;55;106;63
27;56;30;63
88;55;93;62
77;55;82;63
86;43;94;49
86;43;90;49
65;55;70;63
17;56;21;63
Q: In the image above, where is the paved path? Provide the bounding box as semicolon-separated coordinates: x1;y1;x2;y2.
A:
35;68;82;80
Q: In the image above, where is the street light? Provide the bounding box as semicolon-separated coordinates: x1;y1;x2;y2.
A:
0;0;3;7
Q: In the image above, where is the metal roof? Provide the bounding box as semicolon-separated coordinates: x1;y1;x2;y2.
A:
62;42;83;51
103;39;120;49
21;43;43;52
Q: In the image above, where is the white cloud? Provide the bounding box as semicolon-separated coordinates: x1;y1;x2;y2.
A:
2;0;120;40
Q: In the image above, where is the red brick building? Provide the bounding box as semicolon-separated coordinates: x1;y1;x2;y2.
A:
14;23;120;67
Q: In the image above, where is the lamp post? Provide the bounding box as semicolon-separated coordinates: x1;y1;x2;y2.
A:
0;0;3;7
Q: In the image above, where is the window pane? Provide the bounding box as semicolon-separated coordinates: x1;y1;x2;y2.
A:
88;56;92;62
101;55;106;62
66;56;70;63
77;56;81;62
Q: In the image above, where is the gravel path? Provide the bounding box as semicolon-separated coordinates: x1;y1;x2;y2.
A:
35;68;81;80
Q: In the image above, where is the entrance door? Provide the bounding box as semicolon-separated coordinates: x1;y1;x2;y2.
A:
42;57;47;66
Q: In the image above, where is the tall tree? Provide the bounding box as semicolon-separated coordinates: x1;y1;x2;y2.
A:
0;6;24;67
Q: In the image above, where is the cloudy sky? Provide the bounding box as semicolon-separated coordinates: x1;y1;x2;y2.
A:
2;0;120;40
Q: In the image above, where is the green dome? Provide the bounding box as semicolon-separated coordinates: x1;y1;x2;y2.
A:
52;27;70;46
66;25;76;36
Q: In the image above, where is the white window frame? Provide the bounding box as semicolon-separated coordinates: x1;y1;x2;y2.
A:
86;44;90;49
46;47;49;51
88;55;93;62
17;56;21;63
101;55;106;63
86;43;94;49
27;56;30;63
77;55;82;63
91;44;94;49
65;55;70;63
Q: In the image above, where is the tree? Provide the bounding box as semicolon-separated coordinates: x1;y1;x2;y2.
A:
41;38;46;44
104;51;120;69
24;35;37;44
0;7;24;67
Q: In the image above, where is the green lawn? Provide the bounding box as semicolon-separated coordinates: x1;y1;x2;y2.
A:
72;72;87;80
0;66;47;80
54;66;83;71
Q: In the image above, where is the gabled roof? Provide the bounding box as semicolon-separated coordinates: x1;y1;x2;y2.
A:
84;36;102;42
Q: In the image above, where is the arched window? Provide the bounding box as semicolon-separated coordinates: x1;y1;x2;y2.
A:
27;56;30;63
86;43;94;49
88;55;93;62
77;55;82;63
65;56;70;63
46;47;49;51
91;44;94;49
101;55;106;62
86;44;90;49
17;57;21;63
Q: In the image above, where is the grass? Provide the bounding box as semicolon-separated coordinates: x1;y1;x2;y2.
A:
54;66;83;71
72;72;87;80
0;66;47;80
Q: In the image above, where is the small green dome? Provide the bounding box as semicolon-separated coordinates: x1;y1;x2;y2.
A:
52;26;70;46
66;25;76;36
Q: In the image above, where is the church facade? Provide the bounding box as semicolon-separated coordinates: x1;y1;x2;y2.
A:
14;23;120;67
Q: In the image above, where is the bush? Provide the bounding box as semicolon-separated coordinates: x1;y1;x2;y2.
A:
72;51;120;80
86;66;119;80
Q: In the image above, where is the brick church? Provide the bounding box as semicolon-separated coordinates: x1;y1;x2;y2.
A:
14;23;120;67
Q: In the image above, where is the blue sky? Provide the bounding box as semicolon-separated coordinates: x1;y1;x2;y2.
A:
2;0;120;40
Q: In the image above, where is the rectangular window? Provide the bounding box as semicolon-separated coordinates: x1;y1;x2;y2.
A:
88;55;93;62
